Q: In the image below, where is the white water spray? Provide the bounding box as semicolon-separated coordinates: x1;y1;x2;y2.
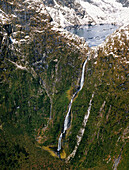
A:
57;57;88;152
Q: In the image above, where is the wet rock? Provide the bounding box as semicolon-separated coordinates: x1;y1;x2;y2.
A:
0;32;3;48
3;24;12;35
117;0;129;7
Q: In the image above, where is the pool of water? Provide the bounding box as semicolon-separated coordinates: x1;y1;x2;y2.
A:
66;24;119;47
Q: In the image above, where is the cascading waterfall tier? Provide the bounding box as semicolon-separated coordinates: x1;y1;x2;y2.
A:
57;57;89;152
66;93;94;162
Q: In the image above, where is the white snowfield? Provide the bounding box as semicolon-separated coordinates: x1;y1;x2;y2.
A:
46;0;129;27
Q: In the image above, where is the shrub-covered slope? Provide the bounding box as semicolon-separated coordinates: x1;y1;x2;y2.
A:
65;25;129;169
0;0;87;169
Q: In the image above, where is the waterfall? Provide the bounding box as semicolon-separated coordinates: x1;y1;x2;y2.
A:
80;59;87;90
66;93;94;162
57;57;89;152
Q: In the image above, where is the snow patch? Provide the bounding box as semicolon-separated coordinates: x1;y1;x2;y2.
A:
46;0;129;28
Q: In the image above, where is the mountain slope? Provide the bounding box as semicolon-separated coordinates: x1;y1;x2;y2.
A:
44;0;129;27
65;24;129;169
0;0;87;169
0;0;129;169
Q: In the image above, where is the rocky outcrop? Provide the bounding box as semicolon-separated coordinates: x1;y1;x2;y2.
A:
44;0;129;27
117;0;129;7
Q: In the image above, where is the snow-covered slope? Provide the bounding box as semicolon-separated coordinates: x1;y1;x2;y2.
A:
100;24;129;63
45;0;129;27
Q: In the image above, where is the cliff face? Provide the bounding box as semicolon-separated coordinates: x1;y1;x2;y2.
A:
0;0;129;169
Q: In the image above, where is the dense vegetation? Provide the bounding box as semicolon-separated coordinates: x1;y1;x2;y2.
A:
0;0;85;169
66;36;129;169
0;0;129;169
